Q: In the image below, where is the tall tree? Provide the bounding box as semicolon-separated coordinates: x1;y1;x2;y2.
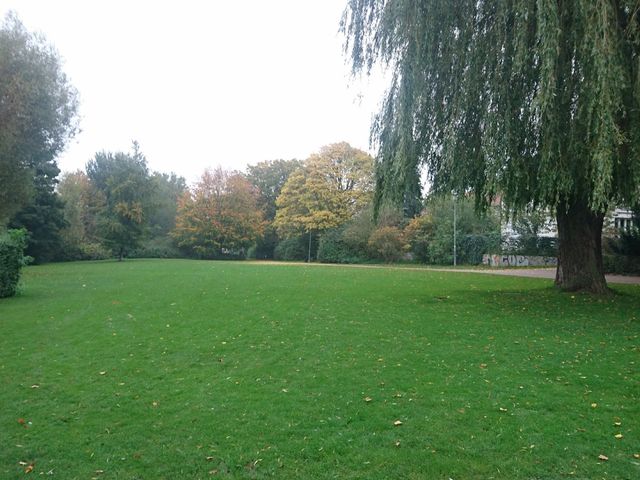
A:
343;1;640;293
0;12;79;226
9;160;66;263
86;144;152;260
247;159;303;221
57;170;104;257
274;142;374;260
172;168;264;259
147;172;187;236
246;159;302;258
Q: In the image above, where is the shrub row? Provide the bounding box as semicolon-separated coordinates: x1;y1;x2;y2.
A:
603;254;640;275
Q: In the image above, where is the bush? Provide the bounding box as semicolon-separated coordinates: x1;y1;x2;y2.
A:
603;254;640;275
274;236;309;261
58;241;111;262
129;236;184;259
604;228;640;256
504;234;558;257
317;229;367;264
368;226;406;262
459;233;501;264
0;229;29;298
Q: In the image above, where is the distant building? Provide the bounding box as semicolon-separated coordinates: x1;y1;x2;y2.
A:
610;208;635;231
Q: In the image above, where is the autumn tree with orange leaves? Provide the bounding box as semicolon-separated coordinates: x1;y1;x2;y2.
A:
173;168;264;258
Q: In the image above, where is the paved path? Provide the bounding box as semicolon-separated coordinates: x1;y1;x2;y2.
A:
249;261;640;285
428;267;640;285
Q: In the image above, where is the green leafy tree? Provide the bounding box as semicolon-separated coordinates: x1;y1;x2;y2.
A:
172;168;264;259
274;142;374;261
405;195;500;265
246;159;302;258
343;1;640;292
9;161;66;263
57;170;107;260
86;144;152;260
147;172;187;236
0;12;79;226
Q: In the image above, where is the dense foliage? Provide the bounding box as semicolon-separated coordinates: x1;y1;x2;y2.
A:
246;159;302;259
0;229;28;298
86;145;153;260
342;0;640;292
173;168;264;259
0;13;78;226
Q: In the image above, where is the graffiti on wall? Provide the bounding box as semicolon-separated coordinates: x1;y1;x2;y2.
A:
482;254;557;267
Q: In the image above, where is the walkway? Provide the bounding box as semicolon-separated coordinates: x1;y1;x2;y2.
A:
429;267;640;285
249;261;640;285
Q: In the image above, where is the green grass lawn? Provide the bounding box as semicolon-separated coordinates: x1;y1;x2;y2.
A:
1;259;639;479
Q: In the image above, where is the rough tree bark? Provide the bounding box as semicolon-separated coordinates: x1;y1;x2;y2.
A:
555;200;608;294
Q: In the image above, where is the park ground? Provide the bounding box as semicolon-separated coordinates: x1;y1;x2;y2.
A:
1;259;638;479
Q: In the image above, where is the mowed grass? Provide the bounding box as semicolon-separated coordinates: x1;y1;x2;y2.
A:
1;260;639;479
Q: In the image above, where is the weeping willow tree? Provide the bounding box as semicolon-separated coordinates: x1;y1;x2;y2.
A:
342;0;640;293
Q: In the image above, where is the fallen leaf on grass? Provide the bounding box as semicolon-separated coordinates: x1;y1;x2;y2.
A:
30;385;39;389
206;456;215;461
614;421;621;426
99;371;107;376
25;464;34;473
17;418;26;425
394;440;401;447
614;433;623;439
479;363;488;369
499;407;508;412
633;453;640;459
590;403;597;408
598;454;608;461
393;420;403;426
18;461;28;466
364;397;372;403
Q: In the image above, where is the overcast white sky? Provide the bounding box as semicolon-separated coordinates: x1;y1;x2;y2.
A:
2;0;386;183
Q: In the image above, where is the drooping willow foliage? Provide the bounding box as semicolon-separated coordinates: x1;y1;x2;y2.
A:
342;0;640;216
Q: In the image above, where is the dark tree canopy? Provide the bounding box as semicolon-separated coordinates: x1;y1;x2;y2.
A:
343;0;640;292
9;160;66;263
86;145;152;260
0;12;79;225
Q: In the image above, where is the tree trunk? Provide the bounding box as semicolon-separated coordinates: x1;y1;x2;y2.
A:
555;201;608;294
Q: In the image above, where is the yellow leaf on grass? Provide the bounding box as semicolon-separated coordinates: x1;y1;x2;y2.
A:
364;397;372;403
615;433;623;439
598;454;608;461
393;420;403;426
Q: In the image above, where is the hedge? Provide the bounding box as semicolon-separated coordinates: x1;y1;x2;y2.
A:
0;229;28;298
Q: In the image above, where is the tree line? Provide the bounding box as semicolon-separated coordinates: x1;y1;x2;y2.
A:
40;141;504;265
4;4;640;295
0;11;567;270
